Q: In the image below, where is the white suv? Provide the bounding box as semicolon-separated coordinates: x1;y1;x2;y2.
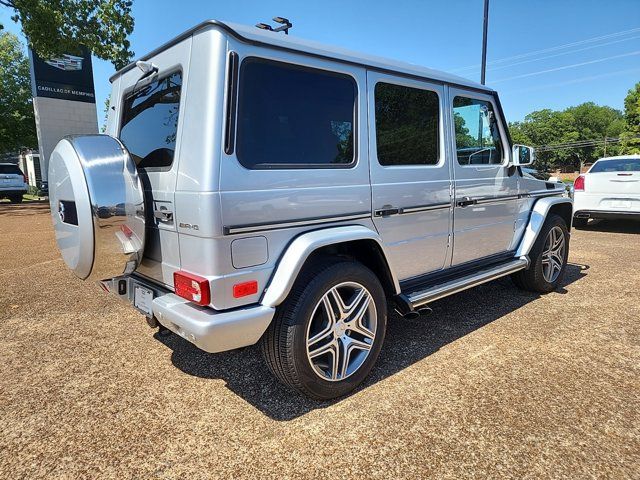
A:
0;163;27;203
47;20;572;399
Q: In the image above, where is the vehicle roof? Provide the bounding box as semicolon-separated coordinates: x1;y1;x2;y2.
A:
110;20;492;93
594;155;640;161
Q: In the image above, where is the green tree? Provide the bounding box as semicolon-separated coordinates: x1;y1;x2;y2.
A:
0;0;134;69
565;102;625;159
620;82;640;154
0;31;36;152
509;109;578;171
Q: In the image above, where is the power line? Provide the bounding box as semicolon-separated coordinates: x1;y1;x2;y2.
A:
451;26;640;73
491;50;640;83
465;34;640;74
535;137;626;152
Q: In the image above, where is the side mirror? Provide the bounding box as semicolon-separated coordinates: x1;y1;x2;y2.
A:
511;144;535;166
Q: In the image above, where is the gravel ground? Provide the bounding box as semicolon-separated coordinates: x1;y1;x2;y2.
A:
0;203;638;479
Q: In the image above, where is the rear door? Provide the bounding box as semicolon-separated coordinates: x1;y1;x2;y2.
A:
448;88;519;266
116;39;191;286
368;72;452;280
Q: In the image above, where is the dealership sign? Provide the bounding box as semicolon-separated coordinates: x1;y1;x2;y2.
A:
29;47;96;103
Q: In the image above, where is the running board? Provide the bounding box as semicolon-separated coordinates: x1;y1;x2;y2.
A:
403;257;529;310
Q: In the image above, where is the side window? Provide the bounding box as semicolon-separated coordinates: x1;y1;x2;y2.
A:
120;71;182;169
375;82;440;166
453;96;503;166
236;58;356;169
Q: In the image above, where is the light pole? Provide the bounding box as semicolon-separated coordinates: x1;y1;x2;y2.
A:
480;0;489;85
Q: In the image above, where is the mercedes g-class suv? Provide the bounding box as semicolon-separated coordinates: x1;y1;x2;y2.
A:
48;20;572;399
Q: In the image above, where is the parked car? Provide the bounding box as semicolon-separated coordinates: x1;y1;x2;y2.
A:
47;20;572;399
573;155;640;227
0;163;28;203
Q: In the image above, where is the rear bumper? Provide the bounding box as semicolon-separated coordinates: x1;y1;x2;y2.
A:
574;210;640;221
0;188;27;195
101;275;274;353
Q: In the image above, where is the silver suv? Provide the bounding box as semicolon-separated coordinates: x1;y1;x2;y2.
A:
0;163;27;203
48;21;572;399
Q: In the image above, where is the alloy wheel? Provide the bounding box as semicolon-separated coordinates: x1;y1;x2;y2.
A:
305;282;377;381
542;226;566;283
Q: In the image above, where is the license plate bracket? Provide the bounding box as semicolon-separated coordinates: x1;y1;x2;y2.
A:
134;285;154;317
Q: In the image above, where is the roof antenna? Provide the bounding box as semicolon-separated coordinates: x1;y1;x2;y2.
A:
256;17;292;35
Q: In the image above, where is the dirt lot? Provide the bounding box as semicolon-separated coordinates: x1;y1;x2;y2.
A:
0;203;638;479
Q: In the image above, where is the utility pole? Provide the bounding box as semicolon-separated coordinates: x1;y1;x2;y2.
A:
480;0;490;85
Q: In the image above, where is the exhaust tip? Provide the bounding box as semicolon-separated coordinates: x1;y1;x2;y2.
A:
403;311;420;320
417;306;433;316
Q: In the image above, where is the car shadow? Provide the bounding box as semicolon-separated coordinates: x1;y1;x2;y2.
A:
574;219;640;234
155;263;588;421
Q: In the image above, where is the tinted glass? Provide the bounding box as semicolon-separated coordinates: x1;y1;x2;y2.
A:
375;83;440;166
120;71;182;169
590;158;640;172
453;96;503;165
236;59;356;168
0;164;23;175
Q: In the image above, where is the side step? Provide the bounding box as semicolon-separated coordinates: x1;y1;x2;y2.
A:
401;258;529;311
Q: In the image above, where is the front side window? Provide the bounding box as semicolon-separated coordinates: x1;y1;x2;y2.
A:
453;96;503;166
120;71;182;169
375;82;440;166
236;58;356;169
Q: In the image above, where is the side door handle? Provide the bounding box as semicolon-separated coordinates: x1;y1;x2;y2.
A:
374;206;401;217
456;197;477;208
154;210;173;222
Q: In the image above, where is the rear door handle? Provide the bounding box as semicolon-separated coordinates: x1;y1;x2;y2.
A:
457;197;477;208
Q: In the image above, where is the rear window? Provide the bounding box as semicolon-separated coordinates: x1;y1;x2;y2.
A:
0;164;23;175
120;71;182;169
374;82;440;166
236;58;356;169
590;159;640;173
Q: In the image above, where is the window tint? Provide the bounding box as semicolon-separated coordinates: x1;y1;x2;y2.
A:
375;82;440;166
590;158;640;172
453;96;503;165
120;71;182;169
0;164;22;175
236;58;355;168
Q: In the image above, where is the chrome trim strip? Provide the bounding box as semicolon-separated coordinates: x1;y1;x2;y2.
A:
401;202;451;214
526;191;564;199
224;212;371;235
474;194;520;206
407;257;529;307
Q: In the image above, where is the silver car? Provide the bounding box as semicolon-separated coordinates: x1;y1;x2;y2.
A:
47;20;572;399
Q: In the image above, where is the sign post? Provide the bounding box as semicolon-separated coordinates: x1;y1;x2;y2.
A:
28;47;98;168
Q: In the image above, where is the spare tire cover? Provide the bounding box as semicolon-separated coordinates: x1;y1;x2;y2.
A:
48;135;145;281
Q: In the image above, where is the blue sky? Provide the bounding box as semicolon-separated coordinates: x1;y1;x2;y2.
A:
2;0;639;125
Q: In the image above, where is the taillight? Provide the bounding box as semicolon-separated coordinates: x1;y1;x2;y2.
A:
574;175;585;191
174;271;210;306
23;174;28;184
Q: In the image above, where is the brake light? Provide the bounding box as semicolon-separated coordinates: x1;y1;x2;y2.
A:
233;280;258;298
174;271;210;306
23;174;28;184
574;175;585;191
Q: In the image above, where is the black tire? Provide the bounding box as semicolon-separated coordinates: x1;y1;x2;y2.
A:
572;216;588;228
260;260;387;400
512;213;569;293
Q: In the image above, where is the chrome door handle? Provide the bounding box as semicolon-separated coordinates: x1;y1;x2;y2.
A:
153;210;173;222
